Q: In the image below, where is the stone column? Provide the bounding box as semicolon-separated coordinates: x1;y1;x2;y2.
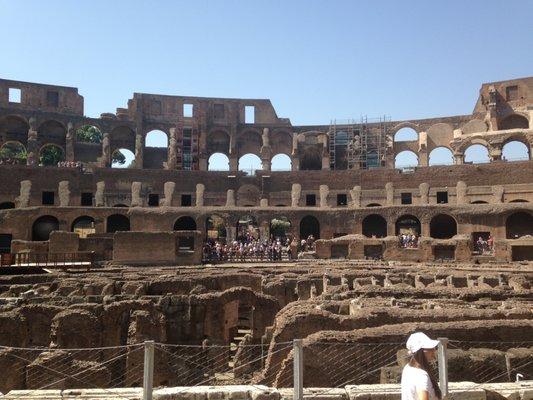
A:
167;127;177;170
196;184;205;207
492;185;504;203
291;183;301;207
162;182;175;207
260;198;268;207
321;154;330;170
15;180;31;208
291;156;299;171
101;133;111;167
134;132;143;169
131;182;142;207
418;131;428;166
385;182;394;206
350;186;361;208
26;117;38;166
58;181;70;207
489;143;502;161
95;181;105;206
453;152;464;165
198;129;208;171
66;122;75;161
319;185;329;208
419;183;429;205
226;189;235;207
260;128;271;171
456;181;467;205
229;157;238;172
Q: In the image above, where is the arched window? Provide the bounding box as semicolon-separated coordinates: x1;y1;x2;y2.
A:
174;216;197;231
300;148;322;170
300;215;320;239
206;215;225;240
71;216;96;238
106;214;130;233
112;149;135;168
395;215;421;235
39;144;65;166
76;125;102;144
429;147;454;166
499;114;529;130
32;215;59;241
208;153;230;171
0;141;26;165
502;141;530;161
506;212;533;239
271;154;292;171
429;214;457;239
238;153;262;175
394;127;418;142
471;200;488;204
366;203;382;207
145;130;168;147
362;214;387;238
464;144;490;164
395;151;418;169
270;217;291;239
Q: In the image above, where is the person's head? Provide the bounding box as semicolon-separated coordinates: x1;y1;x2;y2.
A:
406;332;442;399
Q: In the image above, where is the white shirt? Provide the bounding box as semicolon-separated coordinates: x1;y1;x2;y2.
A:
401;364;436;400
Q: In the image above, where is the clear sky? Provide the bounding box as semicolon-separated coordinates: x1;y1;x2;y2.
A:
1;0;532;169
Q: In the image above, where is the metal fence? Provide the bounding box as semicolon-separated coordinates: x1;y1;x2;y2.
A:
1;338;531;399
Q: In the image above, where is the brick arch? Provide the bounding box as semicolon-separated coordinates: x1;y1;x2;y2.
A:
390;122;421;135
236;129;262;157
0;114;30;145
207;129;231;156
456;136;491;154
499;113;529;130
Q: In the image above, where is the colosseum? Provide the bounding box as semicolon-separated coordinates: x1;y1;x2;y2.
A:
0;77;531;399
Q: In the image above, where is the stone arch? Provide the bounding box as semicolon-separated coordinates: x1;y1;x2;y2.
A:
391;122;419;137
271;153;292;171
37;120;66;149
394;127;418;142
300;147;322;170
471;200;488;204
39;144;65;166
110;125;135;154
106;214;130;233
394;150;418;168
395;215;421;235
0;115;29;145
464;143;490;164
144;129;168;169
32;215;59;241
238;154;262;175
428;146;454;166
207;130;231;155
71;216;96;238
362;214;387;238
429;214;457;239
208;153;230;171
506;211;533;239
205;214;226;240
237;215;259;240
0;141;27;165
75;125;103;143
236;129;262;157
270;216;291;240
270;130;293;156
509;199;529;203
112;148;135;168
145;129;168;147
300;215;320;239
366;203;382;207
502;140;530;161
0;202;15;209
499;114;529;130
174;216;197;231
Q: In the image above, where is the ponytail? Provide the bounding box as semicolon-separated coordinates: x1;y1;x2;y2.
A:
412;349;442;400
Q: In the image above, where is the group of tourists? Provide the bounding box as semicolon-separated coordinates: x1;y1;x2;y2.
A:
57;161;83;169
474;234;494;254
398;233;419;248
299;235;316;252
203;234;292;262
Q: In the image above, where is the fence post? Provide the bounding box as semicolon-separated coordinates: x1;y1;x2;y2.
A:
293;339;304;400
143;340;155;400
437;337;449;397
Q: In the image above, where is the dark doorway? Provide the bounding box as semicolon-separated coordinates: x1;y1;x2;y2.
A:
0;202;15;209
434;245;455;260
300;215;320;239
511;246;533;261
430;214;457;239
174;216;197;231
32;215;59;241
506;212;533;239
0;234;12;254
106;214;130;233
362;214;387;238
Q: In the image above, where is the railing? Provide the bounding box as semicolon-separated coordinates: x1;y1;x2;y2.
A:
3;251;96;270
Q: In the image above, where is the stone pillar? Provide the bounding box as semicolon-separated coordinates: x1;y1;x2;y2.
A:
492;185;504;203
229;157;238;172
134;133;143;169
489;143;502;161
291;156;299;171
196;184;205;207
418;131;428;166
319;185;329;208
101;133;111;167
226;189;235;207
95;181;105;206
260;198;268;207
262;158;271;171
419;183;429;205
385;182;394;206
16;180;31;208
162;182;175;207
260;128;272;171
321;154;330;170
291;183;301;207
198;129;207;171
66;122;75;161
226;226;236;242
453;152;464;165
167;128;177;170
350;186;361;208
131;182;142;207
259;221;269;241
26;117;38;166
58;181;70;207
456;181;467;205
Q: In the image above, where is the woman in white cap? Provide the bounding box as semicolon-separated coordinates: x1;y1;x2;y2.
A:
401;332;442;400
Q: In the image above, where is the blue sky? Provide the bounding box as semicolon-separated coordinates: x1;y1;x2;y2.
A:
1;0;532;169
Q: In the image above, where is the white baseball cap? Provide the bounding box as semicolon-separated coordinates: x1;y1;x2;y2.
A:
406;332;440;354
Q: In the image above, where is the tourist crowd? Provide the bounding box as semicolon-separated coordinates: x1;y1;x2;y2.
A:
203;234;292;262
299;235;316;252
398;233;419;248
57;161;84;170
474;235;494;254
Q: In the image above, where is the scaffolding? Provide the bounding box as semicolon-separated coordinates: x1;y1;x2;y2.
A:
329;116;390;170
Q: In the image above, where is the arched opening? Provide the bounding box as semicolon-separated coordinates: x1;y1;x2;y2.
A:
39;144;65;166
32;215;59;241
464;144;490;164
506;212;533;239
174;216;197;231
362;214;387;238
430;214;457;239
502;140;530;161
509;199;529;203
38;120;66;145
111;148;134;168
205;215;226;241
395;151;418;169
208;153;230;171
238;153;262;175
113;204;128;208
471;200;488;204
333;130;349;169
71;216;96;238
366;203;382;207
207;130;230;155
0;202;15;209
0;141;26;165
145;130;168;147
237;215;259;241
300;148;322;170
271;153;292;171
429;147;454;166
500;114;529;130
394;127;418;142
299;215;320;240
106;214;130;233
270;217;291;240
76;125;102;144
0;115;29;144
395;215;421;235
